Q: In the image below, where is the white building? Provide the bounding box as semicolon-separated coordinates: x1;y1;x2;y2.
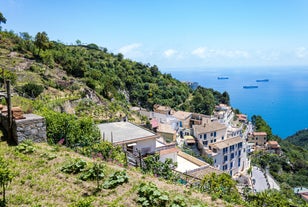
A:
206;136;249;176
97;122;159;155
193;120;227;150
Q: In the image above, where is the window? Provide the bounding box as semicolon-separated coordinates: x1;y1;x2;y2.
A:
214;159;216;164
203;141;208;146
223;165;228;171
223;147;228;154
231;153;234;160
222;136;224;140
238;158;241;167
210;140;213;143
214;139;216;142
214;131;217;137
203;134;207;139
238;142;243;148
256;137;258;140
224;155;228;162
211;132;213;137
230;145;235;151
230;162;233;169
238;150;241;157
199;135;202;139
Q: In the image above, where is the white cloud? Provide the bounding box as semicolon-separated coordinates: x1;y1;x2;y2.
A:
163;49;178;58
295;47;308;58
118;43;142;56
191;47;250;59
192;47;207;58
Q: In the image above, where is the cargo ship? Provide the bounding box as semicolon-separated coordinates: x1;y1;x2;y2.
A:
243;86;258;89
256;79;269;82
217;76;229;80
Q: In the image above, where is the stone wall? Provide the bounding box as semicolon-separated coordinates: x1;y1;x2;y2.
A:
0;113;47;144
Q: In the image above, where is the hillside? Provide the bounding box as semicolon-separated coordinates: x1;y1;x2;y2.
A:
0;141;231;207
0;30;229;121
285;129;308;150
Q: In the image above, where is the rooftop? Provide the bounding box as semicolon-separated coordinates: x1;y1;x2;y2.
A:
253;132;267;136
97;122;159;144
187;165;222;179
184;135;196;144
157;123;176;134
172;111;192;120
175;152;204;173
193;121;227;134
159;147;179;156
209;136;243;150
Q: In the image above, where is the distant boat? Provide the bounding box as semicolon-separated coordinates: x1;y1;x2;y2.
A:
217;76;229;80
256;79;269;82
243;86;258;89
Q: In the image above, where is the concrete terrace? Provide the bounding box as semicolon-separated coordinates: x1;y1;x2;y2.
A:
97;122;159;145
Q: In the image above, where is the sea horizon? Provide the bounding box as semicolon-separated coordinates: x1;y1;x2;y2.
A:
163;66;308;139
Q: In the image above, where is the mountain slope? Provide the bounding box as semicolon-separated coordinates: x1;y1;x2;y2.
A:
0;141;230;207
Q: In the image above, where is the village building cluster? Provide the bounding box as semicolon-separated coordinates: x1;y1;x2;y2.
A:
97;103;281;179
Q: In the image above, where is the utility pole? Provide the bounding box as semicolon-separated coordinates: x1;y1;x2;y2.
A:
6;80;12;142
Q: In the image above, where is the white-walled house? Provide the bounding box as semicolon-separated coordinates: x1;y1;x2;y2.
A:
97;122;159;155
206;136;249;176
193;121;227;150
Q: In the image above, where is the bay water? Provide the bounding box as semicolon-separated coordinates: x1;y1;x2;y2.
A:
164;66;308;138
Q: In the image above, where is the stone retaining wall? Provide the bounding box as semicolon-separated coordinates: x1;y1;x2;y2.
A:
0;113;47;144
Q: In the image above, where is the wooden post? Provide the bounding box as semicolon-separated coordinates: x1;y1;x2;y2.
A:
6;80;12;142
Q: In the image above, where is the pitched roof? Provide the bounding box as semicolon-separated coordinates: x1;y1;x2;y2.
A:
193;122;227;134
172;111;192;120
209;136;243;150
159;147;179;156
253;132;267;136
157;123;176;134
97;122;159;144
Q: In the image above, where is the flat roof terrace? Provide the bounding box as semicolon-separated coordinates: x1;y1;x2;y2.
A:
97;122;159;145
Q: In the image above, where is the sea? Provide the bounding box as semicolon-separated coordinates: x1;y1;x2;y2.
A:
163;66;308;139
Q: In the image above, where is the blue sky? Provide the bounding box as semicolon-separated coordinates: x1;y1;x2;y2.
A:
1;0;308;69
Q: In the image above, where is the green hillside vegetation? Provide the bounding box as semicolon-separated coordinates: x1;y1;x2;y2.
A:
285;129;308;150
251;115;308;188
0;141;232;207
0;29;229;121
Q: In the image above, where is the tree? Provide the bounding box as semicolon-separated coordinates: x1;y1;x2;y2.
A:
0;157;13;206
34;31;49;56
0;12;6;31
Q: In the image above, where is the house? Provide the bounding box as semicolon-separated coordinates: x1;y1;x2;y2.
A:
190;113;211;126
157;123;177;143
156;139;179;163
172;111;192;129
214;104;233;124
184;135;196;146
153;104;172;115
266;141;281;155
206;136;248;176
193;120;227;150
236;114;248;123
248;132;267;147
97;122;159;155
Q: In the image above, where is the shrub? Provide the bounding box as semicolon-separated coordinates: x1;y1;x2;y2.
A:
61;158;87;174
103;170;128;189
79;162;105;181
20;82;44;98
0;157;14;206
137;182;169;207
15;140;36;154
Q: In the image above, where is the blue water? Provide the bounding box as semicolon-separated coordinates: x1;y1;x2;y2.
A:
164;66;308;138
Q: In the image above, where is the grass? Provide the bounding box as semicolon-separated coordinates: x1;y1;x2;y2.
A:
0;141;236;207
